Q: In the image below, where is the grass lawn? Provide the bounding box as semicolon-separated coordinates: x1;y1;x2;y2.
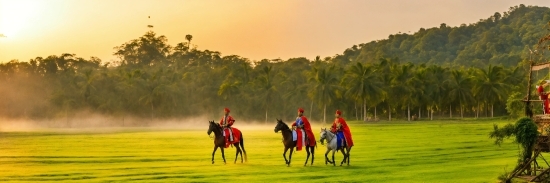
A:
0;119;525;182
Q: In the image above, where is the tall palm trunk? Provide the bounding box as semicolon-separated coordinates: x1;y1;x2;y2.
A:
476;102;479;119
430;106;434;120
485;102;489;118
323;104;327;124
355;102;358;120
150;103;154;125
491;104;495;118
375;106;377;120
450;104;452;118
407;104;410;121
363;98;367;122
419;107;421;119
460;103;464;118
310;101;313;118
388;104;392;121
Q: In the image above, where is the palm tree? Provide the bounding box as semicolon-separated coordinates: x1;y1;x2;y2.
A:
375;58;394;120
473;65;507;118
342;62;384;121
138;69;169;123
257;66;276;123
391;63;415;121
425;65;449;120
185;34;193;52
410;64;429;120
446;70;474;118
218;80;241;100
308;65;340;124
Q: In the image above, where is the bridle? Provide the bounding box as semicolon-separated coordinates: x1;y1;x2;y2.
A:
208;122;223;140
321;130;335;144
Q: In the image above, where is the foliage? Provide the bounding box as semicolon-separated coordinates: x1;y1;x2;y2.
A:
1;6;549;123
514;117;538;165
489;117;538;170
506;92;525;119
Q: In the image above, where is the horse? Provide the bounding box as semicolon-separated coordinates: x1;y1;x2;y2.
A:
207;120;247;164
274;119;315;166
319;128;352;166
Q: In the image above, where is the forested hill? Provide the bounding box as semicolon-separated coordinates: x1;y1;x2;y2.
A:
331;4;550;67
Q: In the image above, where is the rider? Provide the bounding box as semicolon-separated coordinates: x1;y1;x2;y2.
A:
219;107;235;148
292;108;316;151
331;110;354;148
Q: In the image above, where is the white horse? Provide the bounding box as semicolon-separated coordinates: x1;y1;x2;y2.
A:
319;128;350;166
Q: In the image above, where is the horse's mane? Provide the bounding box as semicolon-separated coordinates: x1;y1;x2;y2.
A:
278;120;290;131
210;121;222;130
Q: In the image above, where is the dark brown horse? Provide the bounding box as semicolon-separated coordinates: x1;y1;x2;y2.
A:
207;120;247;164
274;119;315;166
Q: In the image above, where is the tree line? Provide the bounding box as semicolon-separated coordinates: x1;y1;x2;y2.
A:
1;5;549;125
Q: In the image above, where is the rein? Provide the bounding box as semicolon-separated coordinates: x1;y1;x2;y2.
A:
277;123;292;143
209;124;223;140
323;130;335;144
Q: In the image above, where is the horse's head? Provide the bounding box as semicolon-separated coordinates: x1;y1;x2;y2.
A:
207;120;217;135
274;118;287;133
319;128;328;145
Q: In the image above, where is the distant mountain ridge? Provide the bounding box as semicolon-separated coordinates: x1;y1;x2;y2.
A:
331;4;550;67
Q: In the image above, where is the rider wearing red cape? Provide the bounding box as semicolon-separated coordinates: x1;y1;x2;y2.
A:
331;110;354;147
219;108;240;148
292;108;316;151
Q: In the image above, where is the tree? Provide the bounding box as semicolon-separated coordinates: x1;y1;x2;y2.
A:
308;65;340;124
342;62;384;121
114;31;171;66
473;65;507;118
446;69;474;118
186;34;193;51
256;65;276;123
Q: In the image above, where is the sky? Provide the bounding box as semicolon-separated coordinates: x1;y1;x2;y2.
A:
1;0;550;63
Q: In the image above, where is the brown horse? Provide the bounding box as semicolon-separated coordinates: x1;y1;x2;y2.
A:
207;120;247;164
274;119;315;166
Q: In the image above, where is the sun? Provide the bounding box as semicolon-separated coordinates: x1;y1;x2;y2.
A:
0;0;42;38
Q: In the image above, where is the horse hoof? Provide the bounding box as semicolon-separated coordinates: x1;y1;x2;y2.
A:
212;161;214;164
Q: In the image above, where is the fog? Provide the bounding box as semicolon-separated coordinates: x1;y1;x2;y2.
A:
0;112;332;133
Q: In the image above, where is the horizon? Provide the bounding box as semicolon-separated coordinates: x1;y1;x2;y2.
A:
1;0;550;63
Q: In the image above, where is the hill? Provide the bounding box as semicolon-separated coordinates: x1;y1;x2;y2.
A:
331;4;550;67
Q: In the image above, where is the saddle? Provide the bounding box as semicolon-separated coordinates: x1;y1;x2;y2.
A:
335;131;346;149
292;129;307;151
222;127;241;148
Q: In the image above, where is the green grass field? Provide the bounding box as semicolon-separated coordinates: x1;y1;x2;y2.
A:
0;119;524;182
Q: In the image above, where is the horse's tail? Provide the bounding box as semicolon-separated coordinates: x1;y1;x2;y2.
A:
240;133;247;162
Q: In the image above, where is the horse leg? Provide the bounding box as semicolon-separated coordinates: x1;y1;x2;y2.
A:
221;147;226;164
331;150;336;166
311;146;315;166
347;147;352;166
212;146;218;164
239;144;244;163
288;147;294;167
324;149;331;165
304;146;310;166
283;147;289;165
234;143;240;164
340;148;347;166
